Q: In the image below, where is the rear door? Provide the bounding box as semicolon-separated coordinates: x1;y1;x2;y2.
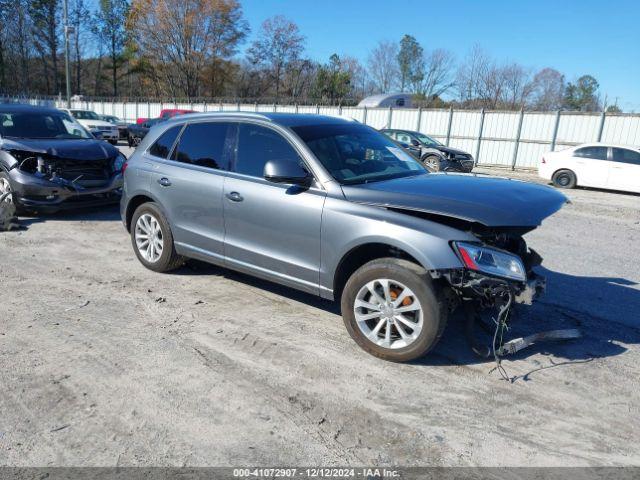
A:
148;121;233;261
571;146;610;188
609;148;640;193
222;122;326;294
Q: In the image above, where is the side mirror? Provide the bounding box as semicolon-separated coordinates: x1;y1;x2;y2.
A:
264;159;312;186
410;139;420;147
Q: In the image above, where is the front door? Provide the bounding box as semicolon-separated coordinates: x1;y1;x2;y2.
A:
222;123;326;294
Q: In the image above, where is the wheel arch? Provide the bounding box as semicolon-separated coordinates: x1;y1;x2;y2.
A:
332;241;428;302
125;193;159;232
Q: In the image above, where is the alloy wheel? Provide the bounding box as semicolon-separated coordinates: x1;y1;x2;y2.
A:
353;278;423;349
135;213;164;263
0;177;13;203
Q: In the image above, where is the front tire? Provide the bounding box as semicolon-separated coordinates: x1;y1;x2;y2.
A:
422;154;442;171
131;202;184;272
0;171;26;215
552;169;577;189
341;258;447;362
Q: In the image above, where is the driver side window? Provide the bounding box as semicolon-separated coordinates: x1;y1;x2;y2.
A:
396;132;412;144
235;124;303;178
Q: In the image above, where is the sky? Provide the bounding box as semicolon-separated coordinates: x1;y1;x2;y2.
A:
240;0;640;111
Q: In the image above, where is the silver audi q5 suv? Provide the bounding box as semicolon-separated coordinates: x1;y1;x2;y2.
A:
121;113;567;362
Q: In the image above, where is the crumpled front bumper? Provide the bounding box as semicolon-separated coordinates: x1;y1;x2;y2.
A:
10;169;123;212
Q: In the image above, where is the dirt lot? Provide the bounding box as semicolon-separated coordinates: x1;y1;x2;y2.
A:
1;154;639;467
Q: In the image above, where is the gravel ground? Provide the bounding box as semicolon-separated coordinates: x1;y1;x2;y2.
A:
1;147;639;467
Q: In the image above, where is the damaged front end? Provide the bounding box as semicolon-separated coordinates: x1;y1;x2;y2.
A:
435;225;553;360
3;148;125;212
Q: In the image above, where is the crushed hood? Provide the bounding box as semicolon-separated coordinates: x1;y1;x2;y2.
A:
0;138;118;161
341;173;568;227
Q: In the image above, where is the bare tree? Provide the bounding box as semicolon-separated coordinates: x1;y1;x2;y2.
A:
94;0;130;96
415;49;455;103
128;0;249;99
29;0;61;95
247;15;305;99
281;58;314;99
456;46;535;110
367;40;399;94
455;45;491;105
499;63;534;109
530;68;565;110
69;0;91;94
340;55;368;99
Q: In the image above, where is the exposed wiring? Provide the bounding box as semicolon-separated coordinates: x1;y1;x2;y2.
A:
490;287;514;382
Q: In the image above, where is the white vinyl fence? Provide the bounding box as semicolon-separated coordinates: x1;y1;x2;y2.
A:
5;96;640;169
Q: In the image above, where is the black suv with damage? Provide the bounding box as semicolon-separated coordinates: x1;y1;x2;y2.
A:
0;104;125;213
381;128;475;172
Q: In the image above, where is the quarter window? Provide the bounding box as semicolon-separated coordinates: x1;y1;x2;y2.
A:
148;125;182;159
573;146;608;160
611;148;640;165
171;122;231;170
235;124;302;177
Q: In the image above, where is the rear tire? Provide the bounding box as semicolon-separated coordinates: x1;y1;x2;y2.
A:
552;169;577;189
131;202;184;272
341;258;447;362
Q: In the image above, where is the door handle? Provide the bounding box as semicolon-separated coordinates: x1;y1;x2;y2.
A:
157;177;171;187
225;191;244;202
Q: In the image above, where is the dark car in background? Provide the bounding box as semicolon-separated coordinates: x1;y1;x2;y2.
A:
127;118;164;147
0;104;125;213
100;114;129;140
381;129;475;172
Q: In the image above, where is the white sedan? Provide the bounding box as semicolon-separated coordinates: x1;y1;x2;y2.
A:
539;143;640;194
60;108;120;145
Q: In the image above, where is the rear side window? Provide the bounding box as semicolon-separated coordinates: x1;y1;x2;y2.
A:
573;146;607;160
149;125;182;158
235;124;302;177
612;148;640;165
171;122;231;170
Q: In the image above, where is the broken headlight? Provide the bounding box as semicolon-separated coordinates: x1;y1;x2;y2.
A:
453;241;526;282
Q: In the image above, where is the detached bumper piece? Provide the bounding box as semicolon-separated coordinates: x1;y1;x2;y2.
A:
456;270;581;380
497;329;582;356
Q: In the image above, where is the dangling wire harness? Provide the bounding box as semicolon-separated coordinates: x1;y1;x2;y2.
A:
489;286;514;382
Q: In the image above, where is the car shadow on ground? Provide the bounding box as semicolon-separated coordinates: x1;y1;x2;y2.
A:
173;260;640;376
17;204;121;228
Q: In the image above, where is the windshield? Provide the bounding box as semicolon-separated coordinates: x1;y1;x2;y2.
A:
293;123;427;185
415;133;441;147
71;110;100;120
0;111;93;140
